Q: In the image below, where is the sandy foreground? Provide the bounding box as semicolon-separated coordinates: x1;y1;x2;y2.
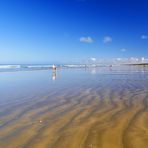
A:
0;71;148;148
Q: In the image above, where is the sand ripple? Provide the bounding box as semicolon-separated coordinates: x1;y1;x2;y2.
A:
0;74;148;148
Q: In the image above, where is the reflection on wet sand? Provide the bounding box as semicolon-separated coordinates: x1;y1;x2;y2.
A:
0;67;148;148
52;70;56;80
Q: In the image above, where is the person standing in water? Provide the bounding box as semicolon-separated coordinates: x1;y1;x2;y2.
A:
52;64;57;80
52;64;56;70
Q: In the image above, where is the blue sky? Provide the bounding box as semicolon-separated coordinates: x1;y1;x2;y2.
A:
0;0;148;64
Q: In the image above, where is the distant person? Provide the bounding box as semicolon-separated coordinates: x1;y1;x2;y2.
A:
52;64;56;70
52;64;56;80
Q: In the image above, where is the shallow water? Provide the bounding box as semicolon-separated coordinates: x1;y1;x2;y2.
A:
0;66;148;148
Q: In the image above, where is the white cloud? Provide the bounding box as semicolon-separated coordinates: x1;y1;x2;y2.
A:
121;48;126;52
103;36;112;44
80;37;93;43
116;58;121;61
90;57;96;61
141;35;148;39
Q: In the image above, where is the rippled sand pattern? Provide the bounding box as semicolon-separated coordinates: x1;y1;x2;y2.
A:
0;68;148;148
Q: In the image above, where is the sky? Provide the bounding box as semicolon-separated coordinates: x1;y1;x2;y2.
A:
0;0;148;64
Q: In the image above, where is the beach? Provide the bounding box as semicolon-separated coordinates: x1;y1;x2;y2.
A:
0;66;148;148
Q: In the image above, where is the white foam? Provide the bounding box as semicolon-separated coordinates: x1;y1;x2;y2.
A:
0;65;21;69
63;64;86;68
26;65;53;68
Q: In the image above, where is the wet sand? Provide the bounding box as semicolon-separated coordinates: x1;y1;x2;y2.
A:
0;67;148;148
